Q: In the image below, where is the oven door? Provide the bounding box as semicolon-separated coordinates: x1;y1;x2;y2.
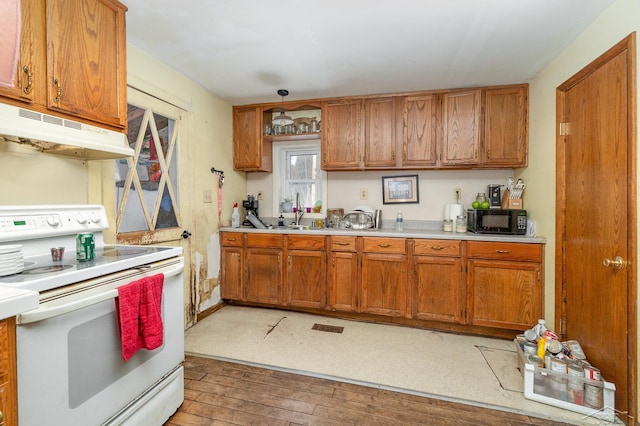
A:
15;257;184;426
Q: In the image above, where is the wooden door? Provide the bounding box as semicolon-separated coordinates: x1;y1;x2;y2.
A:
468;259;542;329
483;85;528;167
46;0;126;128
364;97;396;168
0;318;17;426
321;100;363;170
220;246;243;300
556;34;636;421
244;247;282;304
329;251;358;312
287;250;326;308
413;256;463;323
233;106;272;171
361;253;408;317
400;94;438;167
0;0;39;104
441;90;481;166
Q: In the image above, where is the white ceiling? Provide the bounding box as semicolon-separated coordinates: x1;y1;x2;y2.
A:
125;0;616;105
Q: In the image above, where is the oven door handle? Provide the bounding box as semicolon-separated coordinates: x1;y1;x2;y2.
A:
17;263;184;325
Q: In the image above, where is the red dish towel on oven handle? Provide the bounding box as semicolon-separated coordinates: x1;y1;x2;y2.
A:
114;273;165;362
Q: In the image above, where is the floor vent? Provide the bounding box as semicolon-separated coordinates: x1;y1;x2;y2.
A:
312;323;344;334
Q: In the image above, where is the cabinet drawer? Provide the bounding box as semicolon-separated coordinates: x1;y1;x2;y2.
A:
287;235;326;250
362;237;406;254
330;236;357;252
220;232;243;247
413;239;461;257
467;241;542;262
246;233;284;248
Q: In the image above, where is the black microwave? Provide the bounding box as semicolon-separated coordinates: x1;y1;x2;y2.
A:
467;209;527;235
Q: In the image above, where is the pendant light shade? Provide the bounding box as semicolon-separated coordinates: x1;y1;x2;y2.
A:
272;89;294;126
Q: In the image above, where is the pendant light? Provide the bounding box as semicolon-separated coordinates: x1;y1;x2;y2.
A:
272;89;294;126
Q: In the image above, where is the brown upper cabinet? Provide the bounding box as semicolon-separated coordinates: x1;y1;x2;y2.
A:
483;85;528;167
321;99;363;170
399;93;439;168
441;89;481;166
364;97;397;168
233;106;271;172
0;0;128;130
233;83;528;172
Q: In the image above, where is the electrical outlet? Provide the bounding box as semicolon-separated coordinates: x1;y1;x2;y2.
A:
360;188;368;200
257;191;264;200
204;189;213;203
453;188;461;201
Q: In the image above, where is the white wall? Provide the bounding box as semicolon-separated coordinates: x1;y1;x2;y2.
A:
248;168;515;222
525;0;640;414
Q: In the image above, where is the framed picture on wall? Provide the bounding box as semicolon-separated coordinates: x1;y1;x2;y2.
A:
382;175;419;204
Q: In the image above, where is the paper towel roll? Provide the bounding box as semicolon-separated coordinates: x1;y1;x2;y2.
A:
444;203;464;221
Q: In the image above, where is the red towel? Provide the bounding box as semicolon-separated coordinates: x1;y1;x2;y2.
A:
115;273;165;362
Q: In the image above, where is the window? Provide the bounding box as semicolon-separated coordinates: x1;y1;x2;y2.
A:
274;141;327;216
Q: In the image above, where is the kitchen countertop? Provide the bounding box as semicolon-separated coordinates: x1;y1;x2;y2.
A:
0;286;39;320
221;225;546;244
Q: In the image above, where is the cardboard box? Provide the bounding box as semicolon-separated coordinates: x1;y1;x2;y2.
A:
515;339;616;422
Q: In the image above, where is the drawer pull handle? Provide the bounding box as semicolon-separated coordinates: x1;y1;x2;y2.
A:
54;77;62;103
23;65;32;94
226;238;236;241
430;246;445;250
336;242;350;246
378;244;391;248
496;250;512;254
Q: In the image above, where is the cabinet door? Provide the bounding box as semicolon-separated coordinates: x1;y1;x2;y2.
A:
46;0;127;128
329;251;359;312
413;256;464;323
364;97;396;168
0;0;39;104
442;90;481;166
233;106;272;171
287;250;326;308
220;247;243;300
0;318;17;426
400;94;438;167
483;85;528;167
321;99;363;170
244;247;282;304
361;253;408;317
468;259;542;330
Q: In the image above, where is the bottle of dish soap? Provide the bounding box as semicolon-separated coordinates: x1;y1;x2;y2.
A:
395;211;403;231
231;202;240;228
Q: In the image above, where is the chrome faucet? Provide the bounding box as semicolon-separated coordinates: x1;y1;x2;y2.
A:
295;192;304;225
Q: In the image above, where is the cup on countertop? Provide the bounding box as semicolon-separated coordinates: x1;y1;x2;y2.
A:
51;247;65;261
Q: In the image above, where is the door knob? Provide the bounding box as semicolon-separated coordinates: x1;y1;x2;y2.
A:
603;256;626;270
181;230;192;239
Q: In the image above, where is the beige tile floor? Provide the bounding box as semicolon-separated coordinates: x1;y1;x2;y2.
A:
185;305;620;425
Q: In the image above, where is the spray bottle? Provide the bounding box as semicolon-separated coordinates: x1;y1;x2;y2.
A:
231;202;240;228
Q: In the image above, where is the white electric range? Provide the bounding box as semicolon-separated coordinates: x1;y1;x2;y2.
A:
0;205;185;426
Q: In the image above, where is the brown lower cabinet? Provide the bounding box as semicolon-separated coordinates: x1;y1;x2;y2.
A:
328;236;359;312
220;231;544;336
0;317;17;426
360;237;409;317
286;235;326;309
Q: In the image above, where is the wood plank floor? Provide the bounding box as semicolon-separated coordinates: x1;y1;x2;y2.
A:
164;355;570;426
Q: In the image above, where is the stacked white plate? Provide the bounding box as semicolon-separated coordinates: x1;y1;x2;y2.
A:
0;244;24;276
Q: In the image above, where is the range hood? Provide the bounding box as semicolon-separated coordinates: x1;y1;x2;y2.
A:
0;103;134;160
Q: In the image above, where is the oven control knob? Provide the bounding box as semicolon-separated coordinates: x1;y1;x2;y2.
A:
76;214;88;224
90;212;101;223
47;215;60;227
